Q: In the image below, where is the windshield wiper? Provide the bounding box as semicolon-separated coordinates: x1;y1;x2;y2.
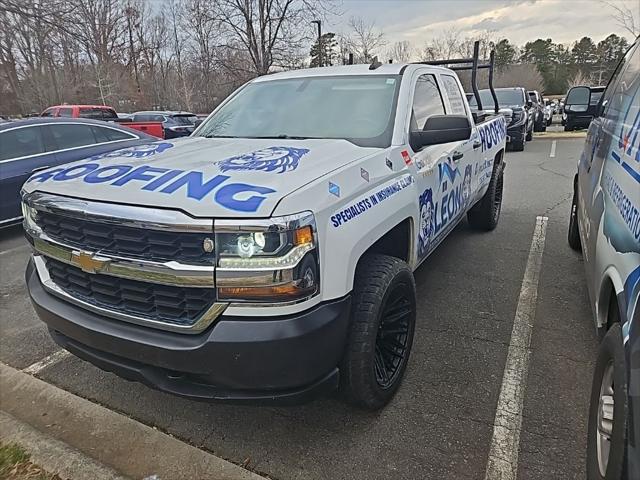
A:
248;134;316;140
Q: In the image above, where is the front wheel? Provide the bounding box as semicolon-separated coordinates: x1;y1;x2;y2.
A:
340;254;416;410
467;161;504;231
587;323;628;480
526;126;533;141
568;185;582;251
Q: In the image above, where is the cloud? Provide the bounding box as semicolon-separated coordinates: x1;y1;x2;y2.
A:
334;0;635;47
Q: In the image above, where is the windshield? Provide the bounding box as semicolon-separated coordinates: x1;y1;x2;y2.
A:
197;75;401;148
468;89;525;108
172;115;197;125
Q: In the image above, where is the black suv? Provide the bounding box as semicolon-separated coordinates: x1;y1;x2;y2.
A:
131;111;198;138
469;87;535;151
528;90;547;132
563;85;606;131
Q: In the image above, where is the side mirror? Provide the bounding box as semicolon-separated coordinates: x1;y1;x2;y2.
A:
526;100;533;108
410;115;471;151
565;86;591;113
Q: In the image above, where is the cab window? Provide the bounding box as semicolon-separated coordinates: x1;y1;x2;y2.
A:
40;108;56;117
411;74;445;130
0;127;47;161
58;107;73;117
441;75;467;115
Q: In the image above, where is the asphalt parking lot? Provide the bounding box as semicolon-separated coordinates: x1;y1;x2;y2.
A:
0;135;597;480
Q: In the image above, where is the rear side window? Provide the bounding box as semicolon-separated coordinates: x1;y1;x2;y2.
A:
49;124;97;149
92;126;135;142
79;107;117;120
412;74;445;130
441;75;467;115
59;107;73;117
0;127;47;160
134;114;165;122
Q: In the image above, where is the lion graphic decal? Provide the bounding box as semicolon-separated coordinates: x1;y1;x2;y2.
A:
88;142;174;161
218;147;310;174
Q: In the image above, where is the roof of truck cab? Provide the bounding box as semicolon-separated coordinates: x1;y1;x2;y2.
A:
252;63;453;82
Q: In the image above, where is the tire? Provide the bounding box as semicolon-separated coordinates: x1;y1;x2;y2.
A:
511;138;525;151
568;185;582;251
587;323;628;480
526;126;533;141
340;254;416;410
467;161;504;230
565;125;573;132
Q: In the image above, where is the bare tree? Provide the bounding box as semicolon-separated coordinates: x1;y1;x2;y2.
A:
421;28;461;61
604;1;639;37
494;64;545;92
343;16;385;63
568;69;592;87
387;40;413;63
215;0;326;75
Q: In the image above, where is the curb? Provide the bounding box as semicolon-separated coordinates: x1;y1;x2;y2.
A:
533;132;587;140
0;363;267;480
0;411;129;480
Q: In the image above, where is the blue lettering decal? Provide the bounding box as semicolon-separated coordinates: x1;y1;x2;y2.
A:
214;183;276;212
84;165;133;183
142;169;185;191
218;146;310;174
53;163;100;181
112;166;170;186
27;168;66;183
160;172;229;200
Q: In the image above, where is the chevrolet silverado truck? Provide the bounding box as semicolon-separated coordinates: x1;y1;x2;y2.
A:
22;43;507;409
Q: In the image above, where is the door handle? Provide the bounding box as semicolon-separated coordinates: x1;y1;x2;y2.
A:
473;140;482;150
31;165;51;173
452;151;464;162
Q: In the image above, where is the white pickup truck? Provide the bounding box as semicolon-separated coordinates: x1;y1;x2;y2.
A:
22;49;507;409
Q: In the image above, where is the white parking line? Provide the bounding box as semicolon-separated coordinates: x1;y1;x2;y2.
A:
23;350;71;375
0;244;29;256
549;140;557;158
484;215;548;480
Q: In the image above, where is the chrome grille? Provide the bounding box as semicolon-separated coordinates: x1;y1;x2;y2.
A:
45;258;216;327
36;210;214;265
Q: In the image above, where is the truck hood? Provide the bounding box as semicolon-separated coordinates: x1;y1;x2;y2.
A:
23;137;378;218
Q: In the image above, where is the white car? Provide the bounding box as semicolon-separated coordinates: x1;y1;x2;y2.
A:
22;46;507;409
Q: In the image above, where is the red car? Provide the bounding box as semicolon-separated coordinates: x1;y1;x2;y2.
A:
40;105;164;138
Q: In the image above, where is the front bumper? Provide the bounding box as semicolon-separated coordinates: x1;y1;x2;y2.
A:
507;124;526;142
26;259;351;404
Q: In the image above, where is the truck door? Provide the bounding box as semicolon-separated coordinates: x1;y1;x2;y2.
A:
439;73;479;207
409;72;472;263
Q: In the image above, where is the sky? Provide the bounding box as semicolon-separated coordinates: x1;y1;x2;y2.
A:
328;0;638;48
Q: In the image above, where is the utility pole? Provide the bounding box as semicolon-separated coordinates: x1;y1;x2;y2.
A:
311;20;322;67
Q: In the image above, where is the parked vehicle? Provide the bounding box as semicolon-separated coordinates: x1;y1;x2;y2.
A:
0;118;156;227
469;87;534;151
567;37;639;480
528;90;547;132
564;85;607;131
41;104;165;138
131;111;198;138
543;99;553;126
22;43;507;409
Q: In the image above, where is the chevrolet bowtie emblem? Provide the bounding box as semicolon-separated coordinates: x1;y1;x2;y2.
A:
71;251;110;274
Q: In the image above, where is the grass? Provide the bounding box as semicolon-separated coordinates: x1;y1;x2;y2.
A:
0;443;62;480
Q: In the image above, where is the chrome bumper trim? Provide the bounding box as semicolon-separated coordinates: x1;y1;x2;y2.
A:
33;255;227;334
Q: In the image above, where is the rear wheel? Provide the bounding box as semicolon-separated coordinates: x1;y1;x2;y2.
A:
587;323;628;480
526;125;533;141
468;161;504;231
340;254;416;410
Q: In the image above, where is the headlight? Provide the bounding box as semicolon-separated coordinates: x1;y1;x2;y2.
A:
21;201;40;234
215;212;319;303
